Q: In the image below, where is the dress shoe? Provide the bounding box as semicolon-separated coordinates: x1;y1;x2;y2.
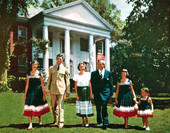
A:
97;123;103;127
58;125;63;129
85;124;89;127
102;125;107;130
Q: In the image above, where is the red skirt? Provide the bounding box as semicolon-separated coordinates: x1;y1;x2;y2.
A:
23;103;50;117
113;104;138;117
137;109;153;118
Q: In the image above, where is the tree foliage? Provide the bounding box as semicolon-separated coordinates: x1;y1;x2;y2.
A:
0;0;39;86
41;0;125;41
30;38;50;59
111;0;169;93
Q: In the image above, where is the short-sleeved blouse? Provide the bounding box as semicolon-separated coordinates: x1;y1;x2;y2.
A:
73;72;90;87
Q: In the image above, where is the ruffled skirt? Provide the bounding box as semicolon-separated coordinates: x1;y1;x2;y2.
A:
137;109;153;118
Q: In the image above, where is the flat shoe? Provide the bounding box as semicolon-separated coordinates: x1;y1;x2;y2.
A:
58;126;63;129
85;124;89;127
27;127;32;130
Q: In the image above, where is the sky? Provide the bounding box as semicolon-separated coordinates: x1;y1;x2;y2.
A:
110;0;133;21
28;0;133;21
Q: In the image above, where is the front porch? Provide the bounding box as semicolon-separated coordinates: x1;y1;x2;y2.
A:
29;0;113;78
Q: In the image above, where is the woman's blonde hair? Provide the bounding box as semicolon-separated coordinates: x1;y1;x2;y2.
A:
141;87;150;96
121;69;129;77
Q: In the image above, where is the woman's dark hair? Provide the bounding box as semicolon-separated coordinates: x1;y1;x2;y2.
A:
77;62;86;71
30;60;39;66
27;60;39;73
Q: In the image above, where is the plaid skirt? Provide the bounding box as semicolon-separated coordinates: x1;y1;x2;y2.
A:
76;86;94;117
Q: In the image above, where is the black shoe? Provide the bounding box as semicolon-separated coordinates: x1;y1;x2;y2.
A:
102;125;107;130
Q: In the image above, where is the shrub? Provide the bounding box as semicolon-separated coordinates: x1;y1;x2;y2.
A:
0;84;10;92
8;75;26;93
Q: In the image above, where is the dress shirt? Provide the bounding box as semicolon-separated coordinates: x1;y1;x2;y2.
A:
98;68;105;79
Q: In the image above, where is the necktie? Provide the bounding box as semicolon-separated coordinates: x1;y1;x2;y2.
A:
99;72;102;79
57;65;60;71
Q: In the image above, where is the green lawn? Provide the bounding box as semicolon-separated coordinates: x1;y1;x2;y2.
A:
0;92;170;133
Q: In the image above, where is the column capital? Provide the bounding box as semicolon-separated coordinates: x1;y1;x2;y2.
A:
89;34;94;36
43;25;48;28
65;28;71;31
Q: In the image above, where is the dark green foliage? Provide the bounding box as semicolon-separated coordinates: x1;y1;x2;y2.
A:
7;75;26;93
0;0;39;85
0;84;9;92
111;0;169;93
30;38;50;59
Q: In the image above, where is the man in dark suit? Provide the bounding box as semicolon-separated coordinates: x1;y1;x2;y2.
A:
91;59;113;130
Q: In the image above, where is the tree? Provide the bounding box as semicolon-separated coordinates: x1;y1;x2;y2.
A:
111;0;170;93
41;0;125;41
0;0;39;87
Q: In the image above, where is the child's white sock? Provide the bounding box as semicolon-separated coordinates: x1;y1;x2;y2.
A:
146;127;150;131
28;123;32;129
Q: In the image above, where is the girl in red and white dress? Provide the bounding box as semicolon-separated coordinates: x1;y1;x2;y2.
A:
113;69;138;128
137;88;153;131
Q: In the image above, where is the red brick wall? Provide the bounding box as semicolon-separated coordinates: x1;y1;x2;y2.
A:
96;39;105;69
9;19;32;77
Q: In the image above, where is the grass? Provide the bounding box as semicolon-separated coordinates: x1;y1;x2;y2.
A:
0;92;170;133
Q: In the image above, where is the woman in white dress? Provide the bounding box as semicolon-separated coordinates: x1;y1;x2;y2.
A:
73;63;94;127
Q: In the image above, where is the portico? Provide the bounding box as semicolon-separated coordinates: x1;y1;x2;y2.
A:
30;0;113;78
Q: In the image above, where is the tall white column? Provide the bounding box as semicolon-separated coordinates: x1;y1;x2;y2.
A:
64;29;70;71
89;34;96;72
43;25;49;76
105;38;110;71
32;29;36;60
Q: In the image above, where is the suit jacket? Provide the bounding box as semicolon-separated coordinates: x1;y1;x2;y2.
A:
91;69;113;102
46;64;70;95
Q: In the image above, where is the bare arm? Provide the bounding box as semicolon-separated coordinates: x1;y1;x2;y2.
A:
24;75;29;102
149;98;154;112
115;82;119;105
45;68;52;93
65;68;70;94
74;81;79;101
89;80;93;99
130;81;136;101
137;98;141;105
40;74;46;101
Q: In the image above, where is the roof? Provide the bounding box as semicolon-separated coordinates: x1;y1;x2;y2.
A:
42;0;114;31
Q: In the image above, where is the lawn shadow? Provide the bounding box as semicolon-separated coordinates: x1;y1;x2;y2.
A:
64;123;144;130
108;124;144;130
0;123;56;130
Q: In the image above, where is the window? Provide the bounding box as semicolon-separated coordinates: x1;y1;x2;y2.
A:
48;31;53;47
97;41;104;54
49;59;53;66
37;58;43;69
83;62;90;72
70;60;73;78
70;40;73;54
80;38;89;52
60;39;65;53
37;58;53;69
18;56;27;73
36;30;42;39
18;26;27;43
